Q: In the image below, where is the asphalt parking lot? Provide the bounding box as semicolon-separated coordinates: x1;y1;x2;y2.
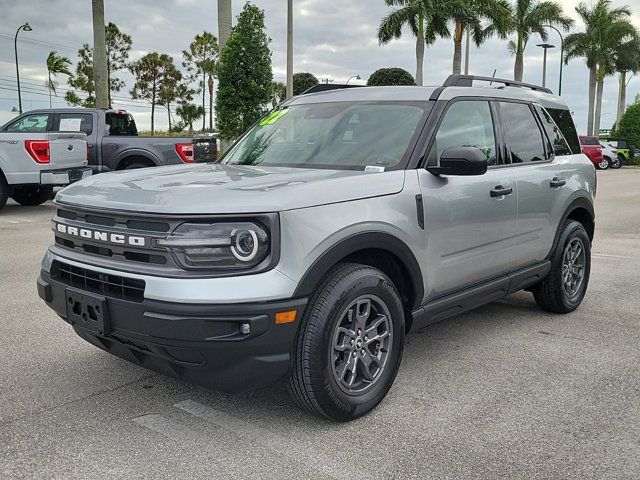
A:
1;169;639;479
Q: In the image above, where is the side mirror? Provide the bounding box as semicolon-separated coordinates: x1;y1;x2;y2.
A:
427;147;488;176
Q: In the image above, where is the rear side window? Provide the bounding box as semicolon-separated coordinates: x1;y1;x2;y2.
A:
106;113;137;136
54;113;93;135
500;102;547;163
547;108;580;154
430;100;498;166
4;114;50;133
535;106;571;156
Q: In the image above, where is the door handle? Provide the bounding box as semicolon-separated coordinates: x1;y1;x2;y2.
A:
490;185;513;197
550;177;566;188
88;144;94;149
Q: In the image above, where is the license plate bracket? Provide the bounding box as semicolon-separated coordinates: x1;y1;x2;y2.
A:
65;287;110;335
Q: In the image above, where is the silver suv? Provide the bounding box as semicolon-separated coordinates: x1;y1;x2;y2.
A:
38;75;596;421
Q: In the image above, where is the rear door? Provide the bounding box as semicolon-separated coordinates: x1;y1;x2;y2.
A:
418;99;518;297
497;101;568;266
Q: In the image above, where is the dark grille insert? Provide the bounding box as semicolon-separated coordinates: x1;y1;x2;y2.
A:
51;260;145;302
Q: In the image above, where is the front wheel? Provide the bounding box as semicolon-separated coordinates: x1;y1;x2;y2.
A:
597;157;610;170
0;173;9;210
287;263;405;421
610;154;623;169
11;185;54;206
533;220;591;313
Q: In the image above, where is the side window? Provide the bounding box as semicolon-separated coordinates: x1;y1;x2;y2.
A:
5;114;50;133
431;101;498;166
500;102;546;163
54;113;93;136
535;105;571;156
547;108;580;154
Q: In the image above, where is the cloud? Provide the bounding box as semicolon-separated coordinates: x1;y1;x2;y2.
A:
1;0;638;132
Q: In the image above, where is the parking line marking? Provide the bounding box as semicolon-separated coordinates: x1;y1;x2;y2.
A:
132;413;204;442
174;399;362;480
593;252;640;261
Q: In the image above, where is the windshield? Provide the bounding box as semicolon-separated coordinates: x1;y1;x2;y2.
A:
221;102;426;170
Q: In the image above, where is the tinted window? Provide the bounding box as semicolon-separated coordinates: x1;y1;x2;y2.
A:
5;114;49;133
106;113;138;136
580;136;600;146
54;113;93;135
431;101;498;166
500;102;546;163
547;108;580;154
223;102;426;170
535;106;571;156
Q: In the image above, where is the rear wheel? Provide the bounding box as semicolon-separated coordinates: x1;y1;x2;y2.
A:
11;185;54;206
124;162;151;170
0;173;9;210
533;220;591;313
597;157;610;170
287;263;405;421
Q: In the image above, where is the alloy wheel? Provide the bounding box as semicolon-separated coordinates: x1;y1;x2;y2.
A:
562;238;586;299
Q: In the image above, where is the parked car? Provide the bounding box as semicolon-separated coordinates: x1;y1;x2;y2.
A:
579;135;606;169
0;114;90;210
604;138;635;165
0;108;217;173
599;140;621;169
38;75;596;421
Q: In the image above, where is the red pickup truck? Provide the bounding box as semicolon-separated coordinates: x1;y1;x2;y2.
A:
579;135;606;169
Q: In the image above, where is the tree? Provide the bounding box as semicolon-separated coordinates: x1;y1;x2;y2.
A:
367;68;415;85
159;76;190;131
45;51;72;108
271;81;286;108
615;101;640;150
183;31;219;132
216;3;273;141
614;37;640;124
176;103;205;135
292;72;318;95
91;0;109;108
565;1;636;134
451;0;512;74
105;22;132;108
504;0;573;82
129;53;182;135
65;44;95;107
378;0;460;86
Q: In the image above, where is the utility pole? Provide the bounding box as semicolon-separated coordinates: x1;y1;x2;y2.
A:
286;0;294;99
464;23;471;75
218;0;232;51
537;43;555;89
91;0;109;108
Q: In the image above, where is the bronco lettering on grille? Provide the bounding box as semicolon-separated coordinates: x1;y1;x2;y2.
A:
55;222;146;247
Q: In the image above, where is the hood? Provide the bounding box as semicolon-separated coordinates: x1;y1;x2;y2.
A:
56;163;406;214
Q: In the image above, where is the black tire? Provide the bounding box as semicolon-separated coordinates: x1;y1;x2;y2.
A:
124;162;151;170
533;220;591;313
11;185;54;206
287;263;405;421
0;172;8;211
597;157;610;170
611;154;623;169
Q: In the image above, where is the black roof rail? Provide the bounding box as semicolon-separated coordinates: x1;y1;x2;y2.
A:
301;83;364;95
443;74;553;94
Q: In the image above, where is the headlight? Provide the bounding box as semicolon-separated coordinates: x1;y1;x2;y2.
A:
156;222;270;271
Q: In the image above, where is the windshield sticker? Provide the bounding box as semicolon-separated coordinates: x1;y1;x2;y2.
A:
364;165;386;173
259;109;289;126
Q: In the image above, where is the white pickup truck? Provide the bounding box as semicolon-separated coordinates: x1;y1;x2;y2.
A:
0;114;90;211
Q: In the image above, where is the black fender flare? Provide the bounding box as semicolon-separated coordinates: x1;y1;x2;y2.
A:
548;195;595;258
292;231;424;309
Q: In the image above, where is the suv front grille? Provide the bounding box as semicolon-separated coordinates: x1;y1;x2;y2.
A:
51;260;145;302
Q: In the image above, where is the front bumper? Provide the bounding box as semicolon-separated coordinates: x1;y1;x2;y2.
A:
37;269;307;392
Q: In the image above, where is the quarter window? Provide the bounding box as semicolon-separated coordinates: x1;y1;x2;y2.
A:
431;101;498;166
500;102;547;163
4;114;50;133
535;105;571;156
547;108;580;154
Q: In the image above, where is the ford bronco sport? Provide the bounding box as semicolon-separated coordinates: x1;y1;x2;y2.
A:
38;75;596;421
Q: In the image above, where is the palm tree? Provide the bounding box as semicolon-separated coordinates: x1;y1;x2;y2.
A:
614;37;640;124
45;51;72;108
451;0;512;74
565;1;636;134
378;0;462;86
504;0;573;82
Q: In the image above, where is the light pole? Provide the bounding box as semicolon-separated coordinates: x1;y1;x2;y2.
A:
536;43;555;89
543;24;564;95
14;22;32;114
346;75;361;85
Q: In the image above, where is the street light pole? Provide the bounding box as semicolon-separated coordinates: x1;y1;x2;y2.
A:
543;24;564;95
346;75;361;85
286;0;294;99
537;43;555;89
464;23;471;75
14;22;32;114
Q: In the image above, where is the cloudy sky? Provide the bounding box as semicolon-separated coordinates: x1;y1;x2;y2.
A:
1;0;639;133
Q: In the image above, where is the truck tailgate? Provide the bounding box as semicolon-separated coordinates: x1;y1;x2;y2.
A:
48;133;87;169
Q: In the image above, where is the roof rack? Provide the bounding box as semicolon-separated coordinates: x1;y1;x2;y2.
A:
443;74;553;94
301;83;364;95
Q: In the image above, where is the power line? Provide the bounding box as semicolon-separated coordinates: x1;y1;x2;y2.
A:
0;32;78;52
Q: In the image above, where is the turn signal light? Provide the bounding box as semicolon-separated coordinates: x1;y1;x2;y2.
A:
275;310;298;324
25;140;50;164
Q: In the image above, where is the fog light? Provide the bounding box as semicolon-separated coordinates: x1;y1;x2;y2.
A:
240;323;251;335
